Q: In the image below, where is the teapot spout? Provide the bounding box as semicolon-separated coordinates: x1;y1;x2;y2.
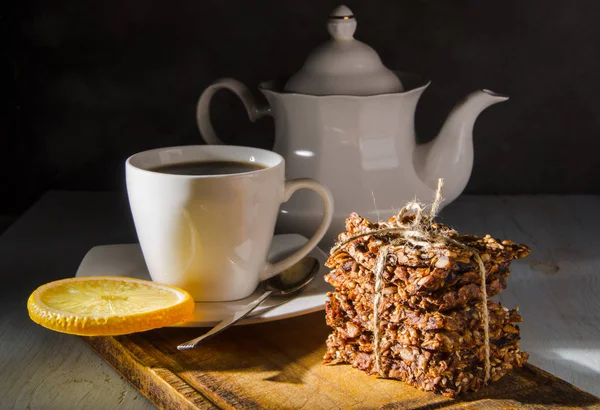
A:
414;89;508;202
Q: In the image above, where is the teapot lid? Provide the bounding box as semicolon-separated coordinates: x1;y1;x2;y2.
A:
284;5;404;96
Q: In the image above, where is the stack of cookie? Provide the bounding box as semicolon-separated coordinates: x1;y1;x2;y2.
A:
323;212;530;396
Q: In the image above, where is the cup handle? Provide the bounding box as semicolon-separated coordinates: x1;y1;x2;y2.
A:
260;179;334;281
196;78;271;145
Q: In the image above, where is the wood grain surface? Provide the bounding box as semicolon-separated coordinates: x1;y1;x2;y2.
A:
82;312;600;409
2;192;599;409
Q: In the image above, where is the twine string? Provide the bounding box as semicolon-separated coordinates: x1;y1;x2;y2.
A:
372;246;389;377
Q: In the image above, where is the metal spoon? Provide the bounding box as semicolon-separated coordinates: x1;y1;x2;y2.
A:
177;257;320;350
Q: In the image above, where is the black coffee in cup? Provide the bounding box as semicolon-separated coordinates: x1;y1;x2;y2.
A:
151;161;265;176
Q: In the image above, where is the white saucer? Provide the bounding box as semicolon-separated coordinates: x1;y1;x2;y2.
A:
75;234;329;327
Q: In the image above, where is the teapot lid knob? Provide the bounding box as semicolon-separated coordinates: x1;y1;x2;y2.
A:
284;5;403;96
327;5;356;41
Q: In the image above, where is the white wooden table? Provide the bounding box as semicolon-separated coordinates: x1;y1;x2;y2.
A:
0;191;598;408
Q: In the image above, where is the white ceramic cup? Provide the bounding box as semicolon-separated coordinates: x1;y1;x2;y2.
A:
126;145;334;302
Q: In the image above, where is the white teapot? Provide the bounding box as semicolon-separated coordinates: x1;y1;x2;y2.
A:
196;5;508;245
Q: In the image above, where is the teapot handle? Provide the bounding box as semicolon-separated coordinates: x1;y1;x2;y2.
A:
196;78;271;145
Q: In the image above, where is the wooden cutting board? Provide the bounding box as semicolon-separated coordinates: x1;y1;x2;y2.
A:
81;312;600;409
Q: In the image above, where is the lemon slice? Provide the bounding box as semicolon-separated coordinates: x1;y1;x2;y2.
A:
27;276;194;336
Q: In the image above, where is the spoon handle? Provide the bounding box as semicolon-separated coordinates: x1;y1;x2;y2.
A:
177;290;274;350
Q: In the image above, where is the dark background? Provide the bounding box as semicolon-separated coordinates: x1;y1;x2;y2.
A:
3;0;600;225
